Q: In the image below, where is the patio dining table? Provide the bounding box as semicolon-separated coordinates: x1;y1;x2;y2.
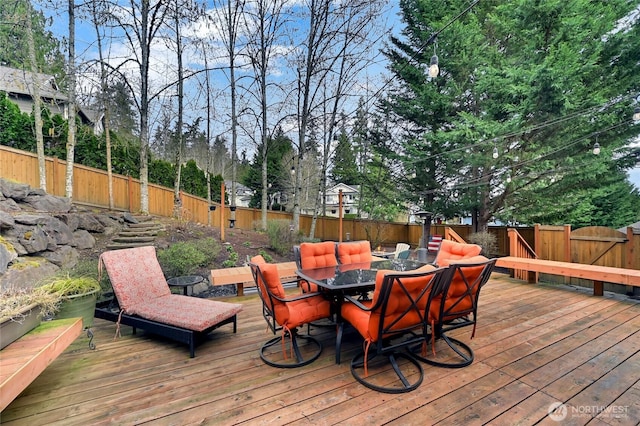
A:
296;258;428;292
296;258;429;363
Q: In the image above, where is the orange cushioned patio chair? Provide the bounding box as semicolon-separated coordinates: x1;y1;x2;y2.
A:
433;239;482;267
336;240;373;264
250;256;332;368
415;256;496;368
295;241;338;292
337;266;448;393
96;246;242;358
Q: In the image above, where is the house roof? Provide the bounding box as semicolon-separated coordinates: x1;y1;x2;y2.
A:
326;183;360;194
618;221;640;234
0;65;67;101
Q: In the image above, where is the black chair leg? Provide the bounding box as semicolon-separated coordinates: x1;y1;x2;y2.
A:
412;333;474;368
350;350;423;394
260;330;323;368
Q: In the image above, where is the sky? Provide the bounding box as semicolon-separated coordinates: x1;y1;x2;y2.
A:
37;1;640;191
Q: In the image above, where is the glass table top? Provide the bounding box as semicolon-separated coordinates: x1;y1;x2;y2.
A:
297;259;428;290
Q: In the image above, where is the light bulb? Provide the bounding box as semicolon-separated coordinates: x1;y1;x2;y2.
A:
593;142;600;155
428;55;439;78
492;147;499;159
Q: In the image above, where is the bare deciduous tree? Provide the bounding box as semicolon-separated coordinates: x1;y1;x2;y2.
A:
243;0;289;230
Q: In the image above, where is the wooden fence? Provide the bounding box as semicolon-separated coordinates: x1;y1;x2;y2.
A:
5;145;637;267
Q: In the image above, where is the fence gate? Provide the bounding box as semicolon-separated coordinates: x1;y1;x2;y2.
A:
570;226;628;267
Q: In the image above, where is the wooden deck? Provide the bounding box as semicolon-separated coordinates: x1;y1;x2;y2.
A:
2;272;640;425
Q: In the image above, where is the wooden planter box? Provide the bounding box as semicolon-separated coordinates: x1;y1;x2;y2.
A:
0;303;42;350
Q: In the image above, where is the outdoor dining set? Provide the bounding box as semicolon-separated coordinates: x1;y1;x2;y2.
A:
249;239;497;394
94;238;495;395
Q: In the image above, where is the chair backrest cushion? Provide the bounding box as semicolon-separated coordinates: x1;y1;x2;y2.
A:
299;241;338;269
98;246;171;315
435;239;482;267
337;241;373;264
363;266;439;342
435;256;495;321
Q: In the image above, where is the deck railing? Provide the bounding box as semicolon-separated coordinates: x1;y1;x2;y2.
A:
506;228;538;282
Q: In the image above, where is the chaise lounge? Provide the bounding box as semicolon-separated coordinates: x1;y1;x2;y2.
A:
96;246;243;357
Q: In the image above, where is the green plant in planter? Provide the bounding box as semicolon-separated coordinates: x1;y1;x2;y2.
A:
38;275;101;329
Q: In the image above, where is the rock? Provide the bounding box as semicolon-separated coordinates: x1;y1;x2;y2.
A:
5;224;49;253
0;180;30;200
72;229;96;249
122;212;139;224
0;197;21;212
57;213;80;232
0;240;18;274
14;214;74;246
76;214;105;233
0;211;15;229
41;245;79;269
0;257;60;291
23;193;72;212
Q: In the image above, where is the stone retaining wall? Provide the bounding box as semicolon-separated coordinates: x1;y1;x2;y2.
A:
0;179;128;290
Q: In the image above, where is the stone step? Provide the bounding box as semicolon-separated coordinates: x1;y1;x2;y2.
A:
111;236;156;243
126;222;164;230
106;242;156;250
118;230;159;237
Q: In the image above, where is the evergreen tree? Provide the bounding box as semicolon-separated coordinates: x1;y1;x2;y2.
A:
387;0;640;229
0;0;65;79
243;130;294;209
330;130;359;185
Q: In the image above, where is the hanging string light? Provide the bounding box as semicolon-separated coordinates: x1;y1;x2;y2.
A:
428;42;439;78
592;135;600;155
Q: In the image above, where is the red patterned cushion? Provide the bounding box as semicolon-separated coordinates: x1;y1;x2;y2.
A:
99;246;242;331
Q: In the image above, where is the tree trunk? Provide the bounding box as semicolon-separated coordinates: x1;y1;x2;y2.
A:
65;0;76;199
25;6;46;191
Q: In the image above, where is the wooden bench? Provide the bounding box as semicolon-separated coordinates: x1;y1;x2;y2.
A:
211;261;298;296
0;317;82;411
495;256;640;296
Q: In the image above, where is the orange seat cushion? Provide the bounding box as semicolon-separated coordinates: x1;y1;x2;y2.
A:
260;262;331;329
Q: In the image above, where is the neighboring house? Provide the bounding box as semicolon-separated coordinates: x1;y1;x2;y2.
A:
225;180;254;208
0;65;103;135
324;183;360;217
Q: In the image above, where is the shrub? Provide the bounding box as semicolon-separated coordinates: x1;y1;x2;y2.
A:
222;245;239;268
157;242;208;277
191;237;222;265
266;219;296;256
468;231;498;257
258;249;273;263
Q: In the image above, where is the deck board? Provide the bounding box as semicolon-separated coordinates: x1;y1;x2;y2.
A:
2;273;640;425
